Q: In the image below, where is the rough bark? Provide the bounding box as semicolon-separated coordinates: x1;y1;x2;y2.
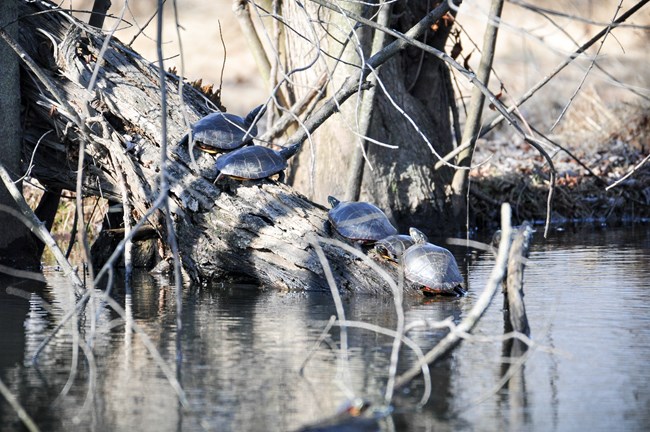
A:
16;0;419;296
283;1;457;235
0;0;40;269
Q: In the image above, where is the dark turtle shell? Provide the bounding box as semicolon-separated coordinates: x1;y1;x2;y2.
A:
374;234;415;262
215;143;300;181
184;105;265;153
327;196;397;243
403;228;464;295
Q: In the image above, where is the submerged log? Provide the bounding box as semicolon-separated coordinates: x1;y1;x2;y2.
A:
15;0;418;295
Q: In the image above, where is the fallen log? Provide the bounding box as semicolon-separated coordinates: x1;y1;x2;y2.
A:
15;0;419;295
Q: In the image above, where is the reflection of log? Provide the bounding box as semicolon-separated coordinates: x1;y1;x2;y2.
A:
503;223;533;336
16;1;416;295
91;226;160;269
499;223;533;430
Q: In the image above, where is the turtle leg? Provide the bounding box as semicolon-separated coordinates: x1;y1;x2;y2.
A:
452;285;467;296
277;170;285;183
213;172;224;184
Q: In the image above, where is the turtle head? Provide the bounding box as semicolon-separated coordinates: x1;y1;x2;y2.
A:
327;196;340;208
278;142;301;160
409;227;428;244
244;104;267;127
374;243;396;262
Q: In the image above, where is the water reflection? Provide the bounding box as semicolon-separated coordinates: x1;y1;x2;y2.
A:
0;227;649;431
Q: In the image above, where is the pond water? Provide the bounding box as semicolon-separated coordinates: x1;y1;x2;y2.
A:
0;226;649;431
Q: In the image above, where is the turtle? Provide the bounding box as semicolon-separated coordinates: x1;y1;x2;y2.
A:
214;143;300;182
327;196;397;244
373;234;415;263
403;227;465;296
180;104;266;153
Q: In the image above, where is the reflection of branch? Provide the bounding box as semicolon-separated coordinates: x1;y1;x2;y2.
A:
394;203;514;389
308;233;431;406
0;377;39;432
310;234;355;400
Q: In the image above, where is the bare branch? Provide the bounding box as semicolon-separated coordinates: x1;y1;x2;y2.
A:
480;0;650;137
605;153;650;191
549;0;625;131
450;0;505;218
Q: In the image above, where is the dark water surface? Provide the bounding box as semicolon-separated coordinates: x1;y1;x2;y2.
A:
1;226;649;431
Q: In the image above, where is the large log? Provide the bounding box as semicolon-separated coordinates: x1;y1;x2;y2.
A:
16;0;419;296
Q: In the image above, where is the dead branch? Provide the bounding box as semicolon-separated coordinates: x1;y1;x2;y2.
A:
480;0;650;137
503;223;533;336
451;0;505;217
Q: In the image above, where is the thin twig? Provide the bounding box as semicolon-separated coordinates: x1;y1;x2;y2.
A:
450;0;505;218
480;0;649;137
308;233;355;400
452;0;504;171
550;0;624;131
127;0;166;47
605;153;650;190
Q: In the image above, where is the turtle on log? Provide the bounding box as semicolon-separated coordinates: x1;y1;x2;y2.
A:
373;234;415;263
327;196;397;245
214;143;300;183
180;104;266;153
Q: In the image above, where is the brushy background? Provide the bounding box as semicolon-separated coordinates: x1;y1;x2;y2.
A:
29;1;650;259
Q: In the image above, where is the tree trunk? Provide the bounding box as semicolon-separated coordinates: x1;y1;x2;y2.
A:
282;1;457;235
0;0;39;270
15;0;420;296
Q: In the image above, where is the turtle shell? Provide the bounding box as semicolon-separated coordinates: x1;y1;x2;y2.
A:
328;198;397;243
215;145;287;180
403;242;463;293
374;234;415;262
189;105;264;152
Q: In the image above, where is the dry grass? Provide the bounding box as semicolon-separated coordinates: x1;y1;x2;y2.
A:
23;183;108;264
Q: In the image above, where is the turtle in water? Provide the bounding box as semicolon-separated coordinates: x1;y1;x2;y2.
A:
215;143;300;182
327;196;397;245
180;104;266;153
403;227;465;296
374;234;415;263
